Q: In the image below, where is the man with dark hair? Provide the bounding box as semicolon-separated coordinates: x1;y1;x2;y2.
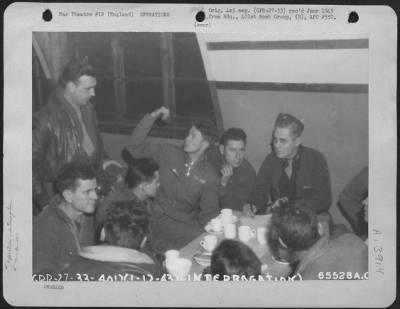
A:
32;58;122;215
33;162;98;275
207;128;256;211
125;107;220;252
65;200;163;280
268;203;368;280
203;239;261;280
246;113;332;217
95;152;160;240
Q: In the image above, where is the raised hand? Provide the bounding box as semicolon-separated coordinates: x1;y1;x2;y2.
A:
220;164;233;187
151;106;170;121
242;203;257;218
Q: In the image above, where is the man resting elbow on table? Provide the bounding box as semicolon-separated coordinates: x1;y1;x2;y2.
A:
125;107;220;253
206;128;256;212
244;113;332;222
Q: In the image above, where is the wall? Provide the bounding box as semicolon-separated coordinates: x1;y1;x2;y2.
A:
196;34;369;229
217;89;368;228
101;133;182;165
102;34;369;230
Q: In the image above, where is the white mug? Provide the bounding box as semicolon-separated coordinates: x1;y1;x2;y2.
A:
200;235;218;252
166;258;192;280
238;225;256;242
221;208;233;223
257;227;268;244
223;223;237;239
165;249;180;264
210;218;222;232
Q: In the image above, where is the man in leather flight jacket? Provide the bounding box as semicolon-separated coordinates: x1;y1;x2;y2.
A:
32;59;122;244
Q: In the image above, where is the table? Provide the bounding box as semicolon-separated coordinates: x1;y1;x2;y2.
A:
179;213;293;279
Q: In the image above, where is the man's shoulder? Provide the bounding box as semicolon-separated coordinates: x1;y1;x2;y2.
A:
34;99;66;123
198;160;220;182
203;160;220;178
237;159;256;177
33;205;66;234
260;151;280;168
301;146;326;159
333;232;367;249
205;144;222;170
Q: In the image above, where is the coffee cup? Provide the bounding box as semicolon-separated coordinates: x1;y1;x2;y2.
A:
221;208;233;224
165;249;180;264
238;225;256;242
166;258;192;280
223;223;237;239
256;227;268;244
210;218;222;233
200;235;218;252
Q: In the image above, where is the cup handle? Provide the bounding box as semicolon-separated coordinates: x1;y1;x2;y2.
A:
251;229;256;238
200;240;205;248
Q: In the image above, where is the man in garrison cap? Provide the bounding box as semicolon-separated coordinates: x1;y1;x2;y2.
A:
245;113;332;220
125;107;220;252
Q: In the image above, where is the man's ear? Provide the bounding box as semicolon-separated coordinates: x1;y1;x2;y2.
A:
295;137;302;147
202;139;210;151
219;144;224;155
63;189;73;203
318;223;324;236
65;81;76;93
100;228;106;242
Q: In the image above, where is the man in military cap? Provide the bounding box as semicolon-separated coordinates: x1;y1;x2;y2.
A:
245;113;332;217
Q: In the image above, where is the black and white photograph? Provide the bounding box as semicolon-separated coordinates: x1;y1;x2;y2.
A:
4;3;397;307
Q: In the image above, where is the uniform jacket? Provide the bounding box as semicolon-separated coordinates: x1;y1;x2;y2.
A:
294;233;368;280
32;87;108;207
206;145;256;211
249;145;332;214
337;167;368;239
126;115;220;252
33;201;81;275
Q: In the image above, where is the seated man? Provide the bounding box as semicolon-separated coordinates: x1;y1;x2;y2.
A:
33;162;98;275
267;203;368;280
203;239;261;280
125;107;220;252
65;200;164;280
246;113;332;217
95;151;160;240
207;128;256;212
338;166;368;240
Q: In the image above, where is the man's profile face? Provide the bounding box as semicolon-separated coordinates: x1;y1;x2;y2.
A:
272;127;299;159
68;178;98;214
69;75;96;106
220;139;246;168
183;126;207;154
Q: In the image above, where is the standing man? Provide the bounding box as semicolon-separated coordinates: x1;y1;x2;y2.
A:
207;128;256;212
126;107;220;252
33;58;121;213
32;58;122;244
246;113;332;216
33;162;98;275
